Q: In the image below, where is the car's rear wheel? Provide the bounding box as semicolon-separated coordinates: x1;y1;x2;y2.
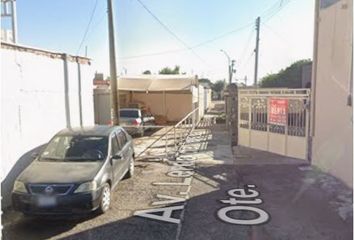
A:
98;183;111;214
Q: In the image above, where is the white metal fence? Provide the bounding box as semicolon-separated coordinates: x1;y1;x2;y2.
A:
238;88;310;160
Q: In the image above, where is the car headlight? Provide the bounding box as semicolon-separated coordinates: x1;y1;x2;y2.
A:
74;181;97;193
13;181;27;193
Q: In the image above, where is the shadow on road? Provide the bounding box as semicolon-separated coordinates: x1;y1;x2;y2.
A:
3;156;352;240
2;109;352;240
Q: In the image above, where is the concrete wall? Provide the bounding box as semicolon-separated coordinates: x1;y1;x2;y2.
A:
198;85;205;119
205;88;212;110
311;0;353;187
1;44;94;207
93;88;111;125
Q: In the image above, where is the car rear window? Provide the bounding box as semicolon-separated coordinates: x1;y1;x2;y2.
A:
120;110;139;118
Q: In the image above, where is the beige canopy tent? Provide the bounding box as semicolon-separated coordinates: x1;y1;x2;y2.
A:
118;75;198;92
93;75;203;124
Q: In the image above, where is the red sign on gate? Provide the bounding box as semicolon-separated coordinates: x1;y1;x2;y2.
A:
268;98;288;125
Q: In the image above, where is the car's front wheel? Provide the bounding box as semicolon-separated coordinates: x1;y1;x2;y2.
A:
98;183;111;214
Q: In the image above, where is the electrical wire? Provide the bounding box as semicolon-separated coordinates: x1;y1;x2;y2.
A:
76;0;99;56
135;0;209;66
238;28;255;66
236;0;292;78
263;0;292;23
121;0;292;61
119;22;254;60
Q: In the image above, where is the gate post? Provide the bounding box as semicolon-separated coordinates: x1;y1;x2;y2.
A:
226;84;238;146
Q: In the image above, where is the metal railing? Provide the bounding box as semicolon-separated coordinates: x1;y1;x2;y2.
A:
239;92;310;137
133;108;200;160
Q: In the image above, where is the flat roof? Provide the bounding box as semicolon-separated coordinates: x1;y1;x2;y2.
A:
1;41;91;65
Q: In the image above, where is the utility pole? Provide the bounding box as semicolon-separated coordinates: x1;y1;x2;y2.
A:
230;60;236;84
1;0;18;43
220;49;235;84
107;0;120;125
85;46;88;58
254;17;260;86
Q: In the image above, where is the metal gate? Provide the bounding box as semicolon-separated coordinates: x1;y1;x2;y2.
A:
238;88;310;160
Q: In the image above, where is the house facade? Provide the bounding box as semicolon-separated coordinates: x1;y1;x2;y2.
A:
311;0;353;187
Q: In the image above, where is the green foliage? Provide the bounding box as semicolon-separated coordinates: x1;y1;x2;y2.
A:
159;65;180;75
199;78;212;87
212;80;225;92
259;59;312;88
142;70;151;74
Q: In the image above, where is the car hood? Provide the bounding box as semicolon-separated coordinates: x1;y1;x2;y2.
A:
18;161;104;184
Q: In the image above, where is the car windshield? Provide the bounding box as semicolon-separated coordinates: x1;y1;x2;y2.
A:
39;135;108;162
120;110;139;118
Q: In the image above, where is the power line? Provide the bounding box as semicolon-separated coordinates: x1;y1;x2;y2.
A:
120;22;254;60
121;0;291;61
76;0;99;55
238;28;255;66
262;23;296;62
236;1;292;80
263;23;290;46
238;51;255;74
263;0;292;23
135;0;209;66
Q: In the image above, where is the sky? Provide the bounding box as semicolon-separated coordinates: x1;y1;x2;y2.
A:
2;0;315;84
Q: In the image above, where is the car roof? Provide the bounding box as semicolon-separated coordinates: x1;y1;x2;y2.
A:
57;125;123;137
120;108;140;111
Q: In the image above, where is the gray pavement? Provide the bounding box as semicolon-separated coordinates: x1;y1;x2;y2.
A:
2;102;353;240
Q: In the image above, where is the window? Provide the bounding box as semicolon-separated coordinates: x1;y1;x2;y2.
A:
117;131;128;148
111;135;120;155
120;109;140;118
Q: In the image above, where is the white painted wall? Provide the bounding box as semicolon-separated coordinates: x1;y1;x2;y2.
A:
312;0;353;187
198;85;205;120
203;88;212;111
1;46;94;208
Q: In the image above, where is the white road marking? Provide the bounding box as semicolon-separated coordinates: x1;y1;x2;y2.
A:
152;194;186;206
217;205;270;225
153;177;192;186
134;206;184;224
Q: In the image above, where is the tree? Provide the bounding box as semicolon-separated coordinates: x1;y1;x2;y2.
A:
142;70;151;74
159;65;180;74
211;80;225;100
212;80;225;92
259;59;312;88
199;78;212;86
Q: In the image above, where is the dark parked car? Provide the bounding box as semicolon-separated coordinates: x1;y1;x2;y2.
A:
119;108;155;136
12;125;134;215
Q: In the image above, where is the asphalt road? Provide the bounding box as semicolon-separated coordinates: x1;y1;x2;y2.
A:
2;113;353;240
